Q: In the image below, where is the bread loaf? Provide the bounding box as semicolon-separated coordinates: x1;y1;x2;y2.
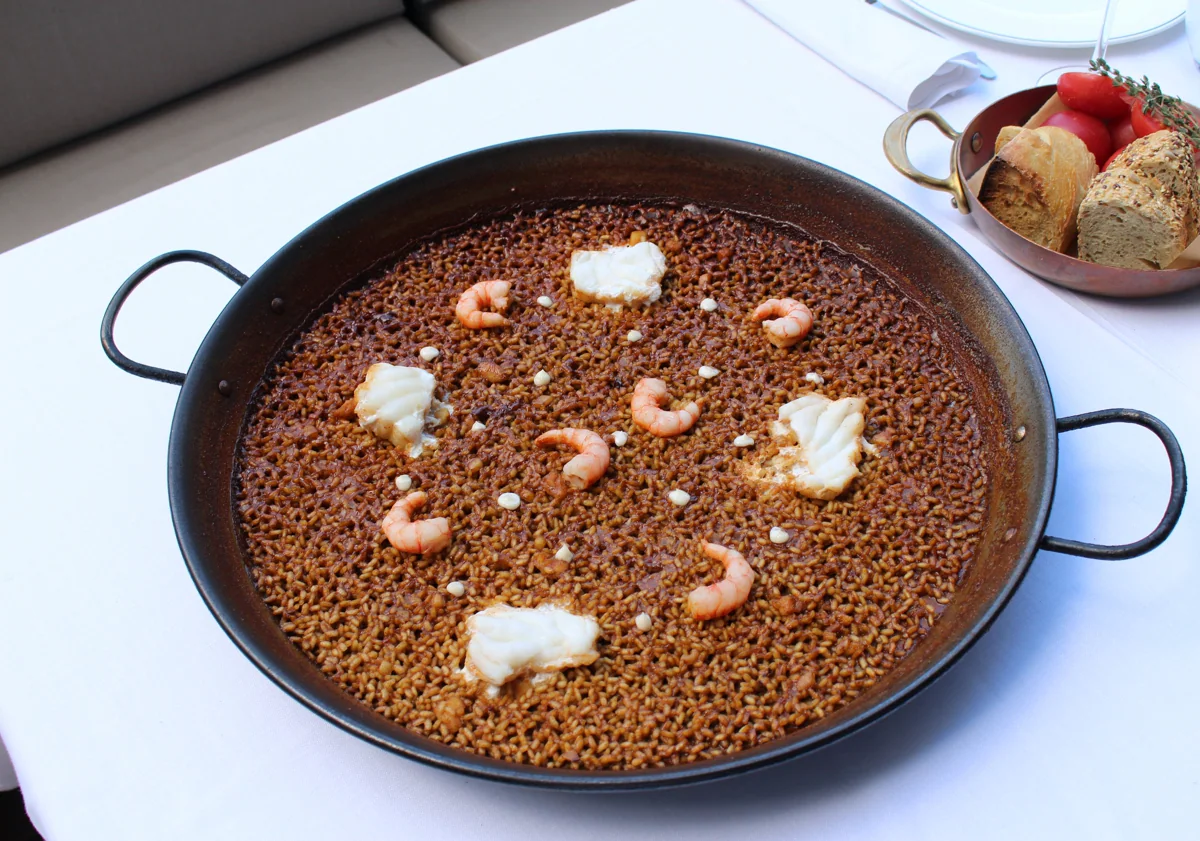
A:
978;126;1097;253
1078;130;1200;270
994;125;1023;155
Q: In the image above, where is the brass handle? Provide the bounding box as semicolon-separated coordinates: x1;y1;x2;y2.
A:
883;109;970;215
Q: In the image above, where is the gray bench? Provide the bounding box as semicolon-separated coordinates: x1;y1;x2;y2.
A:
0;0;628;254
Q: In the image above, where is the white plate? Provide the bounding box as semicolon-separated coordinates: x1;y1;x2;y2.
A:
897;0;1184;48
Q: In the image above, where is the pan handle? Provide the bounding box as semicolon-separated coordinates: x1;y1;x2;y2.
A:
101;250;248;386
883;109;971;214
1040;409;1187;560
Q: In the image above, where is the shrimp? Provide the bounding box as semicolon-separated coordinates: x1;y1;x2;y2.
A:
535;428;610;489
687;541;754;621
752;298;814;348
381;491;451;554
455;280;511;329
631;378;701;438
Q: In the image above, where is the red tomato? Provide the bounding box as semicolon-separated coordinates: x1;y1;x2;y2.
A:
1056;72;1130;119
1102;148;1125;171
1109;116;1137;149
1043;109;1112;165
1130;102;1166;137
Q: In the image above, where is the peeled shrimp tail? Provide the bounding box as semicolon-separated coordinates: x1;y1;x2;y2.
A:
687;541;754;621
535;428;610;489
382;490;452;554
631;378;701;438
752;297;814;349
456;280;512;329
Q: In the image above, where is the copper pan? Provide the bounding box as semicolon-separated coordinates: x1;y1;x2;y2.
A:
884;85;1200;298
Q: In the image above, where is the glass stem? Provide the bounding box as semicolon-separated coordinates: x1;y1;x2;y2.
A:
1092;0;1118;63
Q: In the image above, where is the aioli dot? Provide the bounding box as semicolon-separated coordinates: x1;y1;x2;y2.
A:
396;474;413;491
534;370;552;387
700;298;718;312
627;330;643;342
668;489;691;507
471;421;486;432
446;581;466;597
635;613;653;631
419;346;440;361
733;434;754;448
555;544;574;563
612;431;628;447
769;527;790;544
698;365;720;379
805;372;824;385
498;492;521;510
536;295;554;307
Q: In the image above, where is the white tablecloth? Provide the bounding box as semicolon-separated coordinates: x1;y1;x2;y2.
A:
0;1;1196;837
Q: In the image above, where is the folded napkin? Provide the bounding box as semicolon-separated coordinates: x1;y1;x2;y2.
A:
743;0;995;110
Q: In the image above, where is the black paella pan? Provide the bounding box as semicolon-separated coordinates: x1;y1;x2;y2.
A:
100;131;1186;789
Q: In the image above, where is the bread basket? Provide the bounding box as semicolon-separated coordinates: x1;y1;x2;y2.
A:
884;84;1200;298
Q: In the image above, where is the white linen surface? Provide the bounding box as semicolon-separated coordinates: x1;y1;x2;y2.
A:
743;0;996;109
0;0;1196;837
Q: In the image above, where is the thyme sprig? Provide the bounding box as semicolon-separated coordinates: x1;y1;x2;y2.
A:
1090;58;1200;148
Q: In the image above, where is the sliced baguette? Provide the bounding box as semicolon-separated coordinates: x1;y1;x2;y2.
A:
994;125;1023;155
978;126;1097;253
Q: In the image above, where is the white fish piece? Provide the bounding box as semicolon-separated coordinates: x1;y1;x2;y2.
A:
463;604;601;687
763;393;867;500
353;363;450;457
569;242;667;307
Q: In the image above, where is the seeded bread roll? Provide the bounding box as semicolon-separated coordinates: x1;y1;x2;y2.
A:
1078;131;1200;270
1107;131;1199;201
978;126;1098;253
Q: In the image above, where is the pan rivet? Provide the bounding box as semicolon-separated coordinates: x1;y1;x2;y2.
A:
218;379;232;396
1014;425;1026;442
950;197;959;209
1003;527;1017;542
270;297;285;314
970;132;982;153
